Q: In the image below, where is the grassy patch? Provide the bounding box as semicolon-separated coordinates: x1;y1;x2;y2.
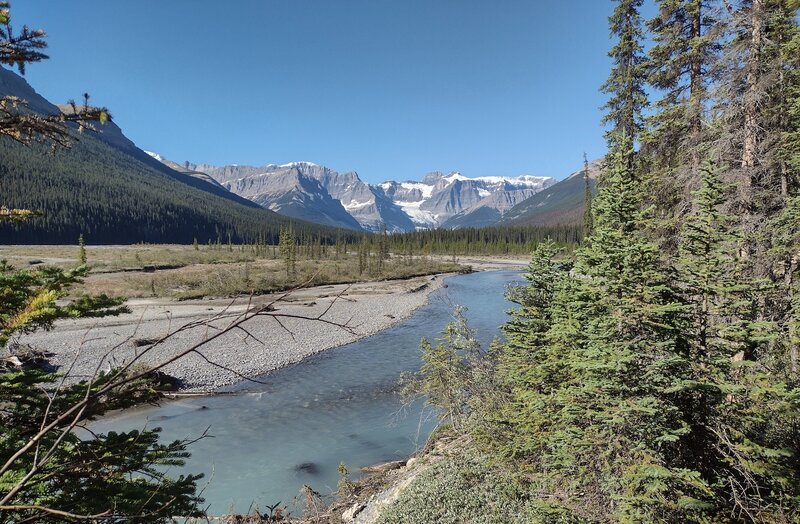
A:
0;244;464;299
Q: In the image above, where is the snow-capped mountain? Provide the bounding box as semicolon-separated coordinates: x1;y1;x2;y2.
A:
374;171;554;229
145;156;555;232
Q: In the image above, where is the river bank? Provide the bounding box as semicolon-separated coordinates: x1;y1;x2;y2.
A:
23;274;447;392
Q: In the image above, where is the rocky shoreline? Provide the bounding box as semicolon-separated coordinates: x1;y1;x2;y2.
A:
22;274;447;392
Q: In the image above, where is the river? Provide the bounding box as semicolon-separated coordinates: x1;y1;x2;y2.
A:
91;270;521;515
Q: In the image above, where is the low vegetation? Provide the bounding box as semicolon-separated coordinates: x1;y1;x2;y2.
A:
0;242;464;300
375;451;539;524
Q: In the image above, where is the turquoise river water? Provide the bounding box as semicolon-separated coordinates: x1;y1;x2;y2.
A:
92;270;520;515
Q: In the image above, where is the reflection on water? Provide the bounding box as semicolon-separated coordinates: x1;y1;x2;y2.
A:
92;270;521;514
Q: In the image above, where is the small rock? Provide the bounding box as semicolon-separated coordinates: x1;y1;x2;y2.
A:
360;460;406;474
406;457;417;468
341;502;366;522
293;462;319;475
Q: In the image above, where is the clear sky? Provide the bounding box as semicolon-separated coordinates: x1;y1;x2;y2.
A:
13;1;628;183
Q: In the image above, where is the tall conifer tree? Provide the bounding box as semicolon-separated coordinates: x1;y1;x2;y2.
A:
491;240;571;460
582;153;594;239
675;160;800;518
601;0;648;166
647;0;718;177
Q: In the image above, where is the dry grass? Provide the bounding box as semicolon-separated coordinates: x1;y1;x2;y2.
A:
0;244;257;271
0;244;464;300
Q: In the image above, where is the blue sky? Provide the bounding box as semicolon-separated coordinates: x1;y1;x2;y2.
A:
13;1;628;183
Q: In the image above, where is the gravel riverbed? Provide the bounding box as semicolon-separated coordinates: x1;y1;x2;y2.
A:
22;275;446;392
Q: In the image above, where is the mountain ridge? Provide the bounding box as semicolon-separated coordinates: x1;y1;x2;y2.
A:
500;158;602;226
150;156;556;232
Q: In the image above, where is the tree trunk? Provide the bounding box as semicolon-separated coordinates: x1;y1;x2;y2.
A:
689;1;703;177
789;254;799;379
738;0;763;261
741;0;762;171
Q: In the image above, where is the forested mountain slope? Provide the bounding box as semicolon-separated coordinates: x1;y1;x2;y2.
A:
0;67;346;244
501;158;601;226
0;135;320;244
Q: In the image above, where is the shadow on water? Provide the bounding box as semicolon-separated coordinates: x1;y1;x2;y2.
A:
91;270;522;514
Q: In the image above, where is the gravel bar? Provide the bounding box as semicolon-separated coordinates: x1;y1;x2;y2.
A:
22;275;446;392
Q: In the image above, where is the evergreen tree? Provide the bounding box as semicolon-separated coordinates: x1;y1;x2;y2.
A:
714;0;797;186
0;3;107;151
0;262;205;521
582;153;594;239
77;233;86;264
674;160;800;518
278;225;296;280
711;1;800;261
564;137;704;520
357;236;368;276
643;0;721;254
488;240;571;460
772;194;800;378
647;0;718;177
489;137;705;520
784;2;800;191
601;0;648;162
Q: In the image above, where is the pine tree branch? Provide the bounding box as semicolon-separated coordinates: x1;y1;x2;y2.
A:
0;505;111;520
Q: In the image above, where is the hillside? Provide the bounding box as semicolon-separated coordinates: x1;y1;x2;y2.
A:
500;159;602;226
0;67;347;245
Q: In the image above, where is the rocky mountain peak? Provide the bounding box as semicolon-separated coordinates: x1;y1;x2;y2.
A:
146;152;556;232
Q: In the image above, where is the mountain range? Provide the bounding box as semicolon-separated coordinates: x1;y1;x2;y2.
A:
146;157;557;232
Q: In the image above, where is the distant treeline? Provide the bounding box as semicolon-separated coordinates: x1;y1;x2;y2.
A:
208;224;582;258
383;224;582;256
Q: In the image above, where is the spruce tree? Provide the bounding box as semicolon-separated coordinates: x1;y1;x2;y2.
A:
77;233;86;264
489;240;572;460
784;3;800;190
0;262;205;521
601;0;648;162
675;160;800;518
715;0;797;188
773;19;800;371
582;153;594;239
712;1;800;262
565;136;705;520
647;0;718;177
490;137;705;520
278;225;296;280
772;194;800;378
